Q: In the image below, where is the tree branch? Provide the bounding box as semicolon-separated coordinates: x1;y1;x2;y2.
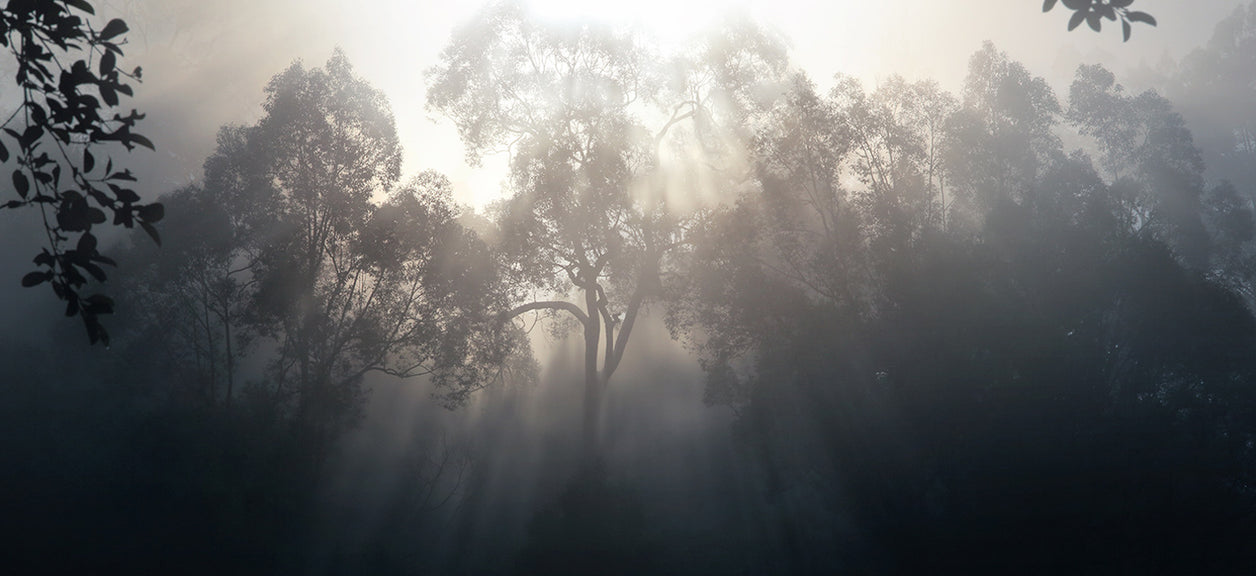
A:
502;300;589;326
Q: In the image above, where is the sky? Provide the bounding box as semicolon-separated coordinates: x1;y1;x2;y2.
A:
94;0;1244;208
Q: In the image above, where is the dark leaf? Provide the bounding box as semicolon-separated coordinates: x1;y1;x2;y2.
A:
1087;12;1102;32
138;202;163;222
77;231;97;254
140;220;161;246
0;140;7;162
1042;0;1058;12
12;170;29;198
21;271;50;287
82;261;107;282
99;50;116;76
100;84;117;107
65;0;95;15
1123;19;1132;41
1068;10;1087;31
98;19;128;41
83;149;94;173
20;124;43;149
1126;11;1156;26
128;133;154;150
85;294;114;314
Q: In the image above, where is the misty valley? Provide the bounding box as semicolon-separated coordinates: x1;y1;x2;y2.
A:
3;0;1256;574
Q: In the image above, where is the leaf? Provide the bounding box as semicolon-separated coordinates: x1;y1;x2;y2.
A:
99;50;115;76
1087;12;1103;32
20;124;43;150
77;231;97;254
21;271;50;287
1042;0;1058;12
30;102;46;126
140;220;161;246
99;84;117;107
1126;11;1156;26
1068;10;1087;31
128;133;154;150
98;19;128;41
65;0;95;15
83;149;94;173
138;202;163;222
1111;0;1134;7
0;140;7;163
82;261;107;282
1123;19;1132;42
85;294;114;312
12;170;29;198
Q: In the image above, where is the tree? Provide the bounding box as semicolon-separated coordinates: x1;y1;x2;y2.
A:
428;0;787;462
945;42;1063;229
114;51;514;452
0;0;160;345
1067;63;1211;268
675;41;1256;571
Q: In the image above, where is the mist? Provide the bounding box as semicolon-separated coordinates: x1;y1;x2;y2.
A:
3;1;1256;574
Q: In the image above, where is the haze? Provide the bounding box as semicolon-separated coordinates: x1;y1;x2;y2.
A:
3;0;1255;574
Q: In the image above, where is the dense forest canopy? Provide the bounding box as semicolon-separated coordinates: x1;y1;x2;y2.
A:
3;0;1256;574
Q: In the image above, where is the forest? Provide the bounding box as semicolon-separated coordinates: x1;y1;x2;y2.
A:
2;0;1256;574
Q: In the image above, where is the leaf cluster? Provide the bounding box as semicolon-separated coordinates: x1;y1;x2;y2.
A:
1;0;159;345
1043;0;1156;41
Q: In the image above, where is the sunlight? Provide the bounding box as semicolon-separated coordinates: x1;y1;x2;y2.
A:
526;0;751;41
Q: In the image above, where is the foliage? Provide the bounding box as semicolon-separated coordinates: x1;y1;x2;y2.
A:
109;51;520;446
0;0;160;345
428;0;788;458
673;41;1256;571
1043;0;1157;41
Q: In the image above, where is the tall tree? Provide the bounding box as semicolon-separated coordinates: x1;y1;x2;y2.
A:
1068;63;1211;268
115;51;513;449
428;0;787;462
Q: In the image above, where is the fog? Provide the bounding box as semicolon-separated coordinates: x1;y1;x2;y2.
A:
4;0;1256;574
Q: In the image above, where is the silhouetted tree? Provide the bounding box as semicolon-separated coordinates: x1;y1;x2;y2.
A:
428;0;787;463
114;51;517;452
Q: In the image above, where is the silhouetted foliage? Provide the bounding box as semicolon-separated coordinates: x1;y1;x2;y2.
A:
1043;0;1156;41
0;0;160;344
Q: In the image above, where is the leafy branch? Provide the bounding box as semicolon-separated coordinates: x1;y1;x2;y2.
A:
1043;0;1157;42
1;0;160;345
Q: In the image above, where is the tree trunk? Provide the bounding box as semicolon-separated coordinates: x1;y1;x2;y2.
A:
581;285;603;467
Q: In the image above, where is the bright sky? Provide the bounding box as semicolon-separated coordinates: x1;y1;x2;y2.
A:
101;0;1243;208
